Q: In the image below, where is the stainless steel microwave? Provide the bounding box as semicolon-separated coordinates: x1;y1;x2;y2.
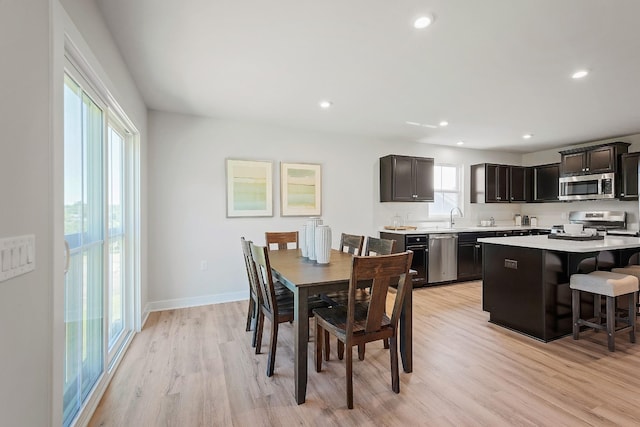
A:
559;172;615;201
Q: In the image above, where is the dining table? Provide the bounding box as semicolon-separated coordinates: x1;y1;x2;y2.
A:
268;248;413;404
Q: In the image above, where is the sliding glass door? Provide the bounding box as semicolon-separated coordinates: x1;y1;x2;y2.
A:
63;63;136;427
63;73;105;427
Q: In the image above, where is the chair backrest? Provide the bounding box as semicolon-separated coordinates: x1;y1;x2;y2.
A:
345;251;413;339
339;233;364;255
250;243;278;316
241;237;261;303
364;237;396;256
265;231;299;250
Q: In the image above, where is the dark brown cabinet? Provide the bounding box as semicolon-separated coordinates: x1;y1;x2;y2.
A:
560;142;629;176
620;152;640;200
471;163;530;203
532;163;560;202
458;232;494;281
380;155;434;202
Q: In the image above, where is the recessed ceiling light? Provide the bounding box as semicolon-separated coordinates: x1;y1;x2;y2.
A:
319;100;333;109
414;15;434;29
571;70;589;79
439;121;449;127
523;133;533;139
456;141;464;146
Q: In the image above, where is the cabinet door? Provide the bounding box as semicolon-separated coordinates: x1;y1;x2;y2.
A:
620;153;640;200
457;243;477;280
509;166;527;202
586;146;615;173
561;152;586;175
533;163;560;201
391;156;415;201
496;165;509;201
413;157;434;201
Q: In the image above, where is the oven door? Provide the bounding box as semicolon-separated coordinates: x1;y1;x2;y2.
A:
559;173;615;200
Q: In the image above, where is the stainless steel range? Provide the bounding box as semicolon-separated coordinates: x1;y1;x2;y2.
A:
567;211;627;232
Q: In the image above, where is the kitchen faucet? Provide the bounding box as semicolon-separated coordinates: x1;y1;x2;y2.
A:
450;207;463;228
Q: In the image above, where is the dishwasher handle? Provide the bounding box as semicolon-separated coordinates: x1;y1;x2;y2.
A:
428;234;458;240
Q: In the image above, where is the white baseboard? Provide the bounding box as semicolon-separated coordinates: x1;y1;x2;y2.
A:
144;290;249;313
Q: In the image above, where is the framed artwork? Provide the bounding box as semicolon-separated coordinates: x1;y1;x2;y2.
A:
226;159;273;217
280;162;322;216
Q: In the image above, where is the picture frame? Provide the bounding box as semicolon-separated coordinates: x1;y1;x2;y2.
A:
280;162;322;216
226;159;273;217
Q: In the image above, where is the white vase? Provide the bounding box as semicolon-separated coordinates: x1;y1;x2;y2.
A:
306;217;323;260
315;225;332;264
299;224;308;257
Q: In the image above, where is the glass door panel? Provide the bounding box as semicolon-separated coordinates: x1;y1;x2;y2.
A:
63;73;105;427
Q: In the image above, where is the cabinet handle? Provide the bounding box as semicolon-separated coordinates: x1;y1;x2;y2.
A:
475;244;481;248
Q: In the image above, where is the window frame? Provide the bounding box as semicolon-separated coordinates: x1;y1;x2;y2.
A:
429;163;463;218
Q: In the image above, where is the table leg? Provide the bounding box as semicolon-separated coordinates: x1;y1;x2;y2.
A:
294;287;309;404
399;280;413;372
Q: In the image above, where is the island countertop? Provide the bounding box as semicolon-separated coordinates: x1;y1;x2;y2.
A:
478;234;640;252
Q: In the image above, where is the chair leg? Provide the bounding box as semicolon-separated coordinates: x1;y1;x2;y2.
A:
572;289;580;340
346;345;354;409
255;311;264;354
606;296;615;352
324;330;330;361
630;292;637;343
389;335;399;394
337;340;344;360
246;298;255;332
267;320;279;376
315;322;323;372
358;344;365;361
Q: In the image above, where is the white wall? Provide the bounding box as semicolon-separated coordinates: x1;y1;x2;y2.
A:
0;1;52;425
147;111;523;309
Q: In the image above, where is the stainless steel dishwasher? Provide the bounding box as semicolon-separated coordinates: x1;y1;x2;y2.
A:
428;234;458;283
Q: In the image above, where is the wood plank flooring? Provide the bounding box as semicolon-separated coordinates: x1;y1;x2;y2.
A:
89;281;640;426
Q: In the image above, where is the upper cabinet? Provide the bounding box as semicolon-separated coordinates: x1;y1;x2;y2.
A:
532;163;560;202
380;155;434;202
559;142;629;176
620;152;640;200
471;163;530;203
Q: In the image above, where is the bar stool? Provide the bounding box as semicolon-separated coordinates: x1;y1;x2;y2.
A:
570;271;638;351
612;265;640;315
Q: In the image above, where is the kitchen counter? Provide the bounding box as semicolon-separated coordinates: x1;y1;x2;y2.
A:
478;234;640;252
381;225;546;235
481;234;640;342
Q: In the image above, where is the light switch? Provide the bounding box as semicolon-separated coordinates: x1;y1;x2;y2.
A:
0;234;36;282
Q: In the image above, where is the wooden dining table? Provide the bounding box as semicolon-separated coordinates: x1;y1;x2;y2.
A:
268;248;413;405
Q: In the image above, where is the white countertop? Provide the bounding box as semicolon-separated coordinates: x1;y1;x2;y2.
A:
380;226;545;235
478;234;640;252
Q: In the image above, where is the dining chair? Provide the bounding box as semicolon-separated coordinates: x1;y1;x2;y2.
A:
241;237;290;349
250;243;329;377
339;233;364;255
313;251;413;409
265;231;299;250
364;236;396;256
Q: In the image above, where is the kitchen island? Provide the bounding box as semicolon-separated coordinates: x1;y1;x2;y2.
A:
478;234;640;341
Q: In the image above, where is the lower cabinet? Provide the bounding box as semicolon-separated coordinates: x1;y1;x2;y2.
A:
457;232;495;281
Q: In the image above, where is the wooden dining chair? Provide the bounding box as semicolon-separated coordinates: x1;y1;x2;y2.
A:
265;231;299;250
241;237;290;349
364;236;396;256
250;243;329;377
313;251;413;409
339;233;364;255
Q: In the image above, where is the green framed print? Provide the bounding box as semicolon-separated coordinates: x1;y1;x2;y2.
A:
280;162;322;216
226;159;273;217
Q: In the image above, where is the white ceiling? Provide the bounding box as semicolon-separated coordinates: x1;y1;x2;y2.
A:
95;0;640;153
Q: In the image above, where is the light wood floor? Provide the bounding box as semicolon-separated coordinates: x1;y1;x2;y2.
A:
89;281;640;426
